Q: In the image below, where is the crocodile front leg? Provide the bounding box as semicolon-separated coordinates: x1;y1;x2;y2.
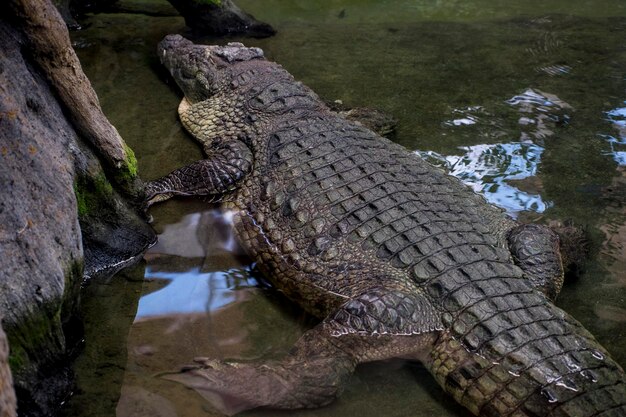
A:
145;139;253;206
162;288;442;415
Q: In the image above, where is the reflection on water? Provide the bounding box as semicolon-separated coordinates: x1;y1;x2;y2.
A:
137;209;255;318
64;3;626;417
417;88;574;217
150;210;240;258
605;103;626;166
137;267;256;319
418;142;548;216
505;88;572;142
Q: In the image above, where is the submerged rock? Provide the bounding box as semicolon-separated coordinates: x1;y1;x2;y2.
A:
0;2;154;415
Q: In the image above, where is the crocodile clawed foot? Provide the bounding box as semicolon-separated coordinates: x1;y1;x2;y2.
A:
144;184;174;209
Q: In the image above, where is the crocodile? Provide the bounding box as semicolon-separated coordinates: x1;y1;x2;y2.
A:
146;34;626;416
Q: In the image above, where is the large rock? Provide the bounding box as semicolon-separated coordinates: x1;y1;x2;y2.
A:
0;5;154;416
166;0;275;37
53;0;275;38
0;325;16;417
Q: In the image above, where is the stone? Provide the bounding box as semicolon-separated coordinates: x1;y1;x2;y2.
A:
0;4;154;415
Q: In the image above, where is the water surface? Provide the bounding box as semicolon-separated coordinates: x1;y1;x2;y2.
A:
64;2;626;416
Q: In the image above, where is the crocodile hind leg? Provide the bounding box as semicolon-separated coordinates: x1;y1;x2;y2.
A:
507;223;564;301
164;326;357;416
145;139;253;206
162;288;442;415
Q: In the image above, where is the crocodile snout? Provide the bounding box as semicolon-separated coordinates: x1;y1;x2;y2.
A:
158;34;193;59
158;34;193;72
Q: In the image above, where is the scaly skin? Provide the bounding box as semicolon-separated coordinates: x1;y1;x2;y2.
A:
147;35;626;416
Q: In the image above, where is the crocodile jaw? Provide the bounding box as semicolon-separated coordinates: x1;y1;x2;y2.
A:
178;96;191;121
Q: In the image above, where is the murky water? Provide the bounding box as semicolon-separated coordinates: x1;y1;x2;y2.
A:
63;1;626;416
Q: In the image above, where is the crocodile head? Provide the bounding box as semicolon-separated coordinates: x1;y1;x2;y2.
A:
158;34;264;104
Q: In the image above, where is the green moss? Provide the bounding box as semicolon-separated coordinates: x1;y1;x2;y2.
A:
123;143;138;178
6;260;83;382
8;344;26;370
74;183;88;217
193;0;221;6
6;305;64;378
73;172;114;217
112;143;139;189
93;173;114;196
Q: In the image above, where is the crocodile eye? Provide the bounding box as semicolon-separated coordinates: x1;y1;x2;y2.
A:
180;67;196;80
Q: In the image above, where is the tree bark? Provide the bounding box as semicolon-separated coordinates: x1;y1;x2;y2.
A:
7;0;138;192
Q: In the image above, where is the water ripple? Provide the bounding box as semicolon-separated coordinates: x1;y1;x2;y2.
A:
443;106;484;127
525;31;562;57
537;64;572;76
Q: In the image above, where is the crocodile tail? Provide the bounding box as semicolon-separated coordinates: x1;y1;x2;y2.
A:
428;303;626;416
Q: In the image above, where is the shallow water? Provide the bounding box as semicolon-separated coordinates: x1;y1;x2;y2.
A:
64;1;626;416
